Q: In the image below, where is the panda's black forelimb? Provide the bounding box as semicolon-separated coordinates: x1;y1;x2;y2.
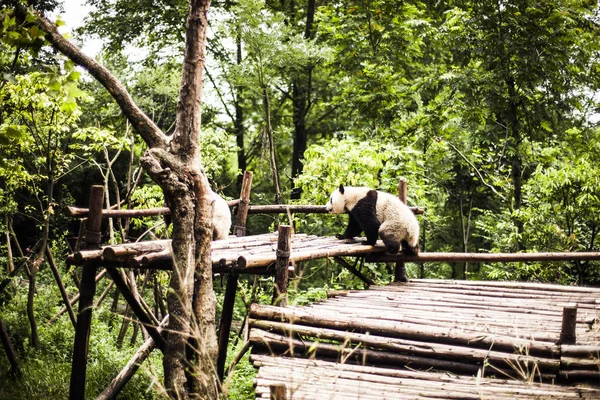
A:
342;190;380;245
336;213;363;240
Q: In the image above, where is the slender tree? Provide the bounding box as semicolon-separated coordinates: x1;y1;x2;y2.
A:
9;0;218;397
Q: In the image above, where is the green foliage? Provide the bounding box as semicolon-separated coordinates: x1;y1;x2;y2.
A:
0;265;164;400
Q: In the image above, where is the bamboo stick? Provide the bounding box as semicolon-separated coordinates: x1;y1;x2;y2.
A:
233;171;253;237
70;185;104;400
272;225;292;307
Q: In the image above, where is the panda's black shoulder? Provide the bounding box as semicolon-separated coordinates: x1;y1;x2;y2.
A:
353;189;378;213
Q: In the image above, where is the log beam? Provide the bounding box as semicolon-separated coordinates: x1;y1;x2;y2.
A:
70;185;104;400
272;225;292;307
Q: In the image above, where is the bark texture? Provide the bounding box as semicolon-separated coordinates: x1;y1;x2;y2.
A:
11;0;217;398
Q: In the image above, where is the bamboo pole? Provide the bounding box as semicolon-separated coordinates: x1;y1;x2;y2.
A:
217;171;252;382
251;354;595;395
558;305;578;345
217;272;239;381
272;225;292;307
67;199;239;218
70;185;104;400
395;178;408;282
367;251;600;263
269;383;286;400
250;328;526;378
233;171;253;237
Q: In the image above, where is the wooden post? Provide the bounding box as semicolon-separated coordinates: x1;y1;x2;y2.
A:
0;317;20;377
70;185;103;400
216;271;239;380
270;383;287;400
558;304;577;345
233;171;253;237
272;225;292;307
46;246;77;328
217;170;251;380
395;178;408;282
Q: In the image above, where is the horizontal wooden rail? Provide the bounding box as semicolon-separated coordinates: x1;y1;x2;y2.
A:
67;200;241;218
366;252;600;263
68;203;424;218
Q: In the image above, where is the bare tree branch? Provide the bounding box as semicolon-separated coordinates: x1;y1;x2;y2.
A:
10;2;168;150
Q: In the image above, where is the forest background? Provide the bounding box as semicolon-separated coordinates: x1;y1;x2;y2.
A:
1;0;600;398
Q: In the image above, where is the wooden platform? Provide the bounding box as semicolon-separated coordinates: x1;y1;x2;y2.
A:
253;355;600;399
69;232;389;271
250;280;600;398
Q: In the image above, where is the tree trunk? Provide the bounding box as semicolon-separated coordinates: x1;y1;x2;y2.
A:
234;31;247;192
290;0;316;200
18;0;217;397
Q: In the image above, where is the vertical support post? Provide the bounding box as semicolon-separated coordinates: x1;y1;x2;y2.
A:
558;304;577;345
233;171;253;237
270;383;287;400
69;185;103;400
272;225;292;307
217;170;251;380
394;178;408;282
216;271;239;380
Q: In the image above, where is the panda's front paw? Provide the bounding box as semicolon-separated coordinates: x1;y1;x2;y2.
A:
335;234;347;240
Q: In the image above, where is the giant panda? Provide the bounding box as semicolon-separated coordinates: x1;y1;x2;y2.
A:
211;191;232;240
325;185;420;255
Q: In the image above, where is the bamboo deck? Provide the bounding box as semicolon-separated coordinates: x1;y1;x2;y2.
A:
69;231;600;272
253;355;600;399
68;232;389;271
250;280;600;398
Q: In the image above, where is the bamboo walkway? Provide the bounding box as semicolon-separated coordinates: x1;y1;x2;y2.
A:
68;232;390;271
250;280;600;399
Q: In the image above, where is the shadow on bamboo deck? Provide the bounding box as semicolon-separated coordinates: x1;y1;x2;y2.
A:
250;280;600;399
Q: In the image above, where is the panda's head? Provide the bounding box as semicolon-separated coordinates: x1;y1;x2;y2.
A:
325;184;347;214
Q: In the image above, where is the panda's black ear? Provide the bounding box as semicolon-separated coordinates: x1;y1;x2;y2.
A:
338;184;345;194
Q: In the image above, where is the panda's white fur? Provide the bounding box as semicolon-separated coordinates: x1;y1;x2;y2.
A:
325;185;419;254
211;191;231;240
